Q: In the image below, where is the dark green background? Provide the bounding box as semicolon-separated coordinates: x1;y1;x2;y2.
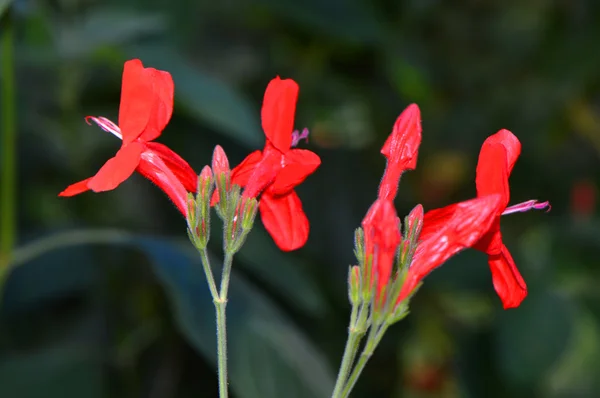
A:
1;0;599;397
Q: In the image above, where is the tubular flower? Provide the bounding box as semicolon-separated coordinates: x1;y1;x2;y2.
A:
378;104;422;201
396;194;503;303
359;104;421;297
361;198;401;298
399;129;549;309
221;77;321;251
473;129;549;308
361;104;503;307
59;59;197;216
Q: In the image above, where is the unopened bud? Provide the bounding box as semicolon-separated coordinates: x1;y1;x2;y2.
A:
353;228;365;265
361;253;375;302
240;197;258;230
405;204;423;242
211;145;230;176
348;265;362;306
212;146;231;218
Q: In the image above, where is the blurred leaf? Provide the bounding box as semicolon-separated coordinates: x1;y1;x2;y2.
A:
495;289;574;388
127;44;263;148
57;9;165;59
136;237;335;398
255;0;383;45
2;239;97;313
0;341;102;398
211;221;328;317
0;0;10;18
8;231;335;398
545;309;600;398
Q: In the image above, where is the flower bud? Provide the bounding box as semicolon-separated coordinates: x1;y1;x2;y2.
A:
212;145;230;176
192;166;213;248
354;227;365;265
212;146;231;218
405;204;424;242
348;265;362;306
240;197;258;231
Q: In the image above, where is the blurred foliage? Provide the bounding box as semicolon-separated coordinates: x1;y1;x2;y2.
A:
1;0;600;397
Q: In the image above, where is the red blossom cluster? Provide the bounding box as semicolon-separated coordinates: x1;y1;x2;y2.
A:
359;105;549;310
60;59;549;309
60;60;319;252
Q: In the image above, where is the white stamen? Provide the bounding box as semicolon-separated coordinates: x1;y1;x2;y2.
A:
85;116;123;140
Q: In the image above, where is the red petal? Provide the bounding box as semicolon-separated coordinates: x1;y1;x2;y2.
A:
243;148;282;198
210;150;264;206
259;191;309;251
476;142;511;209
138;68;174;142
483;129;521;174
361;199;401;295
88;142;144;192
58;177;93;197
379;104;422;200
269;149;321;195
488;244;527;309
397;194;502;302
118;59;154;145
138;148;190;216
261;77;299;152
145;142;197;193
473;219;503;255
231;150;263;187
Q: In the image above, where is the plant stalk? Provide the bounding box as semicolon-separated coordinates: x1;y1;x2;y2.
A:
0;9;16;274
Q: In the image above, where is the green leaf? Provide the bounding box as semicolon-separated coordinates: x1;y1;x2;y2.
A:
8;231;335;398
2;239;97;313
126;44;263;148
210;221;328;317
0;0;10;18
57;9;166;58
495;289;574;389
254;0;383;45
135;237;335;398
0;341;102;398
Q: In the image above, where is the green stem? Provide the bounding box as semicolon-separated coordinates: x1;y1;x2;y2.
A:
214;251;234;398
214;298;228;398
331;304;364;398
198;247;219;300
219;251;234;299
340;323;389;398
0;9;16;275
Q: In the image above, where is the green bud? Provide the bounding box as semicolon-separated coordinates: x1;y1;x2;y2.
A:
348;265;362;306
353;227;365;265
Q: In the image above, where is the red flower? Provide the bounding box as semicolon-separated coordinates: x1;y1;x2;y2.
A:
361;198;401;297
398;129;549;309
472;129;549;308
397;194;503;303
59;59;197;216
378;104;422;201
359;104;421;297
224;77;321;251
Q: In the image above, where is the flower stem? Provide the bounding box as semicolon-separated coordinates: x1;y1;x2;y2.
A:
199;247;219;299
340;323;389;398
0;9;16;275
214;250;234;398
214;297;228;398
331;304;366;398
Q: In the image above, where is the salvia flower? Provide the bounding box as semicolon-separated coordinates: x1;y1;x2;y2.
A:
59;59;197;216
221;77;321;251
354;103;547;312
473;129;550;308
361;198;401;299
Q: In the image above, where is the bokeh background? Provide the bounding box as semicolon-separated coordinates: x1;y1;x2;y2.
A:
1;0;600;397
